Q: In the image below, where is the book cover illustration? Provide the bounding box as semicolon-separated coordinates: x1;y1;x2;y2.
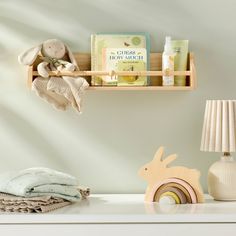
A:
104;48;147;86
91;33;150;86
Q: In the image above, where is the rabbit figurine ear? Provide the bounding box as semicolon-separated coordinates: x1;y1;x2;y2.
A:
65;44;79;70
18;44;42;65
153;146;164;162
162;154;177;167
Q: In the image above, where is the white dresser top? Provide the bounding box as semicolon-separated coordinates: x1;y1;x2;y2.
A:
0;194;236;224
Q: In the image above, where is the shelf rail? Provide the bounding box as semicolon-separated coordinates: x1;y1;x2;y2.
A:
32;70;191;77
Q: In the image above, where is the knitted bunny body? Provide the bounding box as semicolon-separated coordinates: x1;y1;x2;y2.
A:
40;57;75;72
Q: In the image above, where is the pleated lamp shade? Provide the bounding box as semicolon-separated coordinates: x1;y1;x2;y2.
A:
201;100;236;153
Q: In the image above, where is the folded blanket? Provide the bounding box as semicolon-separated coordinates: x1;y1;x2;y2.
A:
32;76;89;113
0;193;71;213
0;167;88;202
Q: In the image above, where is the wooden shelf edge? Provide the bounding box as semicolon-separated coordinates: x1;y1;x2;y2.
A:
87;86;194;91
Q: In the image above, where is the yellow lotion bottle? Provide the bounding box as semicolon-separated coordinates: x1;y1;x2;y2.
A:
171;40;189;86
162;36;175;86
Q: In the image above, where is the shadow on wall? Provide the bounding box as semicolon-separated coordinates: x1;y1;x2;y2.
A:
0;103;71;170
0;0;94;51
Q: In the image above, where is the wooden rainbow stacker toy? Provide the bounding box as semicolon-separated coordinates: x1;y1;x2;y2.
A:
138;147;204;204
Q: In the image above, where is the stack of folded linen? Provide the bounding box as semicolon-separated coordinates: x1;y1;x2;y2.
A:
0;167;90;213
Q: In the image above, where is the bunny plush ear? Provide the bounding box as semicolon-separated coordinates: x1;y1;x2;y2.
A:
65;44;79;70
18;44;42;65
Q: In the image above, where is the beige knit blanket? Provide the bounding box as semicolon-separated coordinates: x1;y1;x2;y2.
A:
0;187;90;213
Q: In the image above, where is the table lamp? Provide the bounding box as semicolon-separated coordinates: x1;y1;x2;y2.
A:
201;100;236;201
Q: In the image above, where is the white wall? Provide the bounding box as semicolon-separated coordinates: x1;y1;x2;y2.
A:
0;0;235;193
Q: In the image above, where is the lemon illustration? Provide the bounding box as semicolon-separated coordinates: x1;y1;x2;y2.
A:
122;65;137;82
123;76;137;82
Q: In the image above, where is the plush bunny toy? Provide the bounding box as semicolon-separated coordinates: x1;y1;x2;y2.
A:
18;38;78;77
18;39;89;113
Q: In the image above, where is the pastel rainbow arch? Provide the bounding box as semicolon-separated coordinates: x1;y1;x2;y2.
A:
147;178;198;204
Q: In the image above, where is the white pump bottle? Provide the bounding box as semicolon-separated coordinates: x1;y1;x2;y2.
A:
162;36;175;86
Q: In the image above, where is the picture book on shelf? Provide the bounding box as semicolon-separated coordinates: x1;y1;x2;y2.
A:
91;33;150;86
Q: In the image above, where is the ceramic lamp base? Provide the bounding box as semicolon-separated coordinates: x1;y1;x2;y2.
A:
208;155;236;201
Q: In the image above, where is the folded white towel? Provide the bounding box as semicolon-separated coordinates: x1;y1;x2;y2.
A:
32;76;89;113
0;167;85;202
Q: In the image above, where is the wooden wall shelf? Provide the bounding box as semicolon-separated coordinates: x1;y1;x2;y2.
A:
28;52;196;91
87;86;193;91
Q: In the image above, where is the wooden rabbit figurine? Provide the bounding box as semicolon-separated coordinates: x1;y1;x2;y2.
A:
138;147;204;204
